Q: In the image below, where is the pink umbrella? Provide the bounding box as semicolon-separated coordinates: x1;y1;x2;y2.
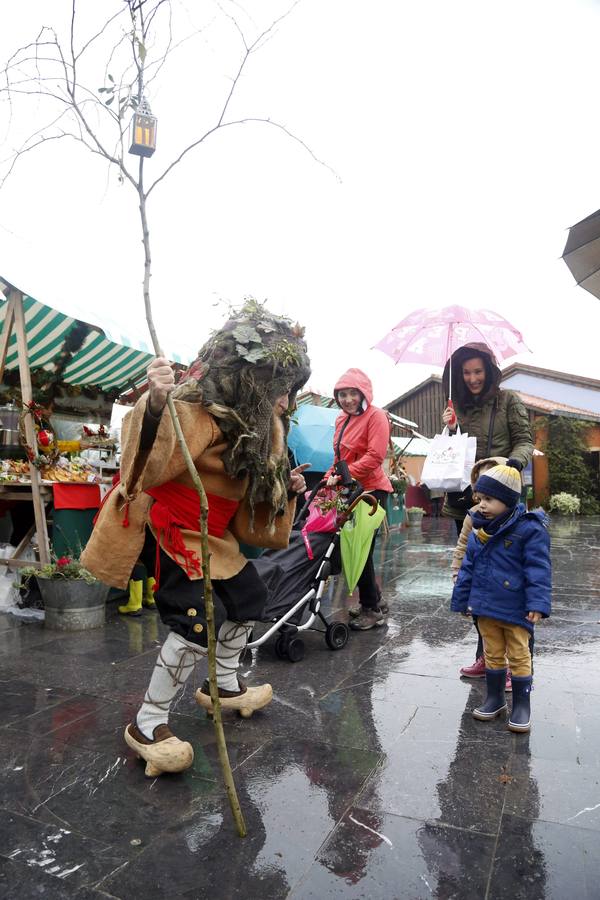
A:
374;304;530;398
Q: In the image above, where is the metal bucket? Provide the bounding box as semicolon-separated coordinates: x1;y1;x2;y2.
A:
0;405;25;458
0;405;20;432
38;578;108;630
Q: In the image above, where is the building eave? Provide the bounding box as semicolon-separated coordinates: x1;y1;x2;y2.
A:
384;374;442;410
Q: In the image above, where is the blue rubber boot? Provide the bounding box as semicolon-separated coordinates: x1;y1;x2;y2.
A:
473;668;507;721
508;675;532;733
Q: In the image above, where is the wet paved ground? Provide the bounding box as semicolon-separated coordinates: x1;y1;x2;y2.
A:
1;516;600;899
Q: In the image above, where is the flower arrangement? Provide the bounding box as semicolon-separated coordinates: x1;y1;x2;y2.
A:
19;555;98;586
314;489;349;515
548;492;580;515
406;506;426;514
390;473;407;495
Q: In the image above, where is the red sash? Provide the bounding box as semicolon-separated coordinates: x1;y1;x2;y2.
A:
94;475;240;589
146;482;240;588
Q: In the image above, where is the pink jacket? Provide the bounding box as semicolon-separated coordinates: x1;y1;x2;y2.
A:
330;368;392;493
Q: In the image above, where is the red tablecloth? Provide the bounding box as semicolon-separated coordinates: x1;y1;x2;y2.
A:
405;484;432;515
52;483;101;510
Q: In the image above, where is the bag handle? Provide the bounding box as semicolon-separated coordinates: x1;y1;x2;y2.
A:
442;424;462;438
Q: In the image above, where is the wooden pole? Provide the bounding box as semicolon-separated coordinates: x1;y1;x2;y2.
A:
11;289;51;565
138;160;246;837
0;292;16;384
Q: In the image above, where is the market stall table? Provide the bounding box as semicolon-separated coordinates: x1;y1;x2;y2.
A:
0;473;108;567
0;482;53;568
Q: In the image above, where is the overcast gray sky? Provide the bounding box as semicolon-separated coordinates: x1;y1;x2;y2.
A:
1;0;600;412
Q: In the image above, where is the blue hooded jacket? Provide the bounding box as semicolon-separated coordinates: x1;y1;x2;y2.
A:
451;503;551;633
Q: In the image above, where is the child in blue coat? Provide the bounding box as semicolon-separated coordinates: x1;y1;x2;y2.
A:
451;460;551;733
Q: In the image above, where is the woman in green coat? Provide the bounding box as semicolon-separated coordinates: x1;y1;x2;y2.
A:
440;343;534;680
441;343;533;524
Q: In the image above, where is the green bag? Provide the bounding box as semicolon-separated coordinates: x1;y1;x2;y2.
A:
340;498;386;593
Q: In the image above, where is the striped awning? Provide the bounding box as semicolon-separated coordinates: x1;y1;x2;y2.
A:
0;291;193;392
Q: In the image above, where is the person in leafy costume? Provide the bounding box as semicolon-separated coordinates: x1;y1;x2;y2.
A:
82;300;311;777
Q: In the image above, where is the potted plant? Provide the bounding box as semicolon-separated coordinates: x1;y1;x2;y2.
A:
389;473;408;509
18;555;109;631
405;506;425;527
548;492;580;516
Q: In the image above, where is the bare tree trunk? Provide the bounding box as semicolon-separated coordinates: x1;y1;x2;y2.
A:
138;159;246;837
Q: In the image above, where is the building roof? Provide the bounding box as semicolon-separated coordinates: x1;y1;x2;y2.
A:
297;390;336;408
384;374;442;410
391;435;431;457
384;374;600;422
385;362;600;412
515;392;600;422
501;362;600;391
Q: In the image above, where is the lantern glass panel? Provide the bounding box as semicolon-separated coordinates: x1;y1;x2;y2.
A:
129;112;157;157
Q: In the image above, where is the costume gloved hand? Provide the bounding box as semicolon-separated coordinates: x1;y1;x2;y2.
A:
506;457;523;472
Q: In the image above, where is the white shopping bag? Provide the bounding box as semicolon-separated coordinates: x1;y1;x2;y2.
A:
421;427;475;492
462;435;477;491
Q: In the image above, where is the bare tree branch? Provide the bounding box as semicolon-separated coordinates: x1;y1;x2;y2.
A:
214;0;250;52
249;0;302;54
147;114;339;198
0;132;84;190
76;6;128;62
146;0;313;195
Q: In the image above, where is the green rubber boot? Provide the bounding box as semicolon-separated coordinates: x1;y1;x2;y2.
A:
119;579;143;616
143;576;156;609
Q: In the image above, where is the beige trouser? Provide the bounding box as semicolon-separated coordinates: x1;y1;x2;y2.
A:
477;616;532;677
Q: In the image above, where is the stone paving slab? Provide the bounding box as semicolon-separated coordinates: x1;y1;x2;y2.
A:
1;515;599;898
292;809;496;900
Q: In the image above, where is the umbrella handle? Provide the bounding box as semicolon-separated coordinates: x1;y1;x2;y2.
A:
447;398;457;428
343;492;379;520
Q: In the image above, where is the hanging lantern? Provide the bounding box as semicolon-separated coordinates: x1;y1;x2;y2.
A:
129;97;157;158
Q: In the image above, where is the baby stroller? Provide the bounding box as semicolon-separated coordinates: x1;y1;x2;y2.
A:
247;467;379;663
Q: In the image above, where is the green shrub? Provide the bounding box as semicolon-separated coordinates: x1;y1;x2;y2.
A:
548;492;580;515
535;417;599;514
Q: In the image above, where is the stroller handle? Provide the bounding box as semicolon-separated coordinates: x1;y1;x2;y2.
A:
293;478;376;529
294;478;328;527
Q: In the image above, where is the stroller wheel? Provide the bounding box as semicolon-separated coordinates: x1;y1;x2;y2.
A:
274;635;288;660
286;638;305;663
326;622;349;651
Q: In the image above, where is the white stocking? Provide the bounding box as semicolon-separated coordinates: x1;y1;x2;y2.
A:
215;620;254;692
137;631;206;740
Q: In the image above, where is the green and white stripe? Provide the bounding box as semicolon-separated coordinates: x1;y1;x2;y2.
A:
0;294;192;391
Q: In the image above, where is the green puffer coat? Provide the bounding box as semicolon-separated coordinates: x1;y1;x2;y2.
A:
452;389;532;465
440;344;533;520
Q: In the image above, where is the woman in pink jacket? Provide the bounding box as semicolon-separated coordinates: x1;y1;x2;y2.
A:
327;368;392;630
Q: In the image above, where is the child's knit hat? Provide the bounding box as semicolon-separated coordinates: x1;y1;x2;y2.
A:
474;459;523;508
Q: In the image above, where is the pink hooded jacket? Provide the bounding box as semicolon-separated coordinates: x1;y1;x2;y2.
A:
330;368;392;493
